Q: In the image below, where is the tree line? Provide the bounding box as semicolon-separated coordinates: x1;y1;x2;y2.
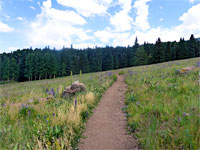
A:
0;34;199;82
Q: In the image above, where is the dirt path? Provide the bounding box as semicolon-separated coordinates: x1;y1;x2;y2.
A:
78;75;138;150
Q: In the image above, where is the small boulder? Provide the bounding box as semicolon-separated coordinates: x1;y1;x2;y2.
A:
176;66;195;74
62;81;86;98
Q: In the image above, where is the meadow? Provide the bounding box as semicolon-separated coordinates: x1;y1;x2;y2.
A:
123;58;200;149
0;71;116;149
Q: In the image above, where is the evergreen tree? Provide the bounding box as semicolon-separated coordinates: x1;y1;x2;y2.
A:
134;46;149;66
10;57;19;81
152;38;165;63
113;53;119;69
102;48;113;71
79;52;89;73
187;34;196;58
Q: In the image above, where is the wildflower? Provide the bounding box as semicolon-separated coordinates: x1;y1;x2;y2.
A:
25;105;28;108
75;98;77;107
51;88;55;97
183;113;190;116
3;104;5;107
28;109;31;116
86;112;88;117
52;113;55;116
29;99;33;103
44;116;47;119
196;61;200;68
46;88;49;93
4;113;6;116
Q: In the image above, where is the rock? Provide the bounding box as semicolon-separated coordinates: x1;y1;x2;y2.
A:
176;66;195;74
62;81;86;98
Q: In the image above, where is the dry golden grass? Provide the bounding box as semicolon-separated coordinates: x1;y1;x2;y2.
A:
85;92;95;105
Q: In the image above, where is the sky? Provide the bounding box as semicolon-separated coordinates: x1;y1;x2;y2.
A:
0;0;200;53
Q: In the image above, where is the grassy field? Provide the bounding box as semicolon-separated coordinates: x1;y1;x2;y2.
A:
0;71;116;149
122;58;199;149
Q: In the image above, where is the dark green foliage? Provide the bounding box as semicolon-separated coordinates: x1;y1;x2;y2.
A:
134;46;149;66
0;34;199;82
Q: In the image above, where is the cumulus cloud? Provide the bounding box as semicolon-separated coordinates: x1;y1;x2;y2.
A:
96;2;200;46
0;21;14;32
189;0;200;3
159;18;163;21
110;0;133;32
30;6;36;10
133;0;151;31
16;17;24;21
56;0;113;17
29;0;90;49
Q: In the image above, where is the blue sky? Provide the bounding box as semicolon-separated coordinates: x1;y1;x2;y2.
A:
0;0;200;53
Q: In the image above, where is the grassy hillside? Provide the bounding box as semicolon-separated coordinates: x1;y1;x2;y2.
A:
0;71;116;149
122;58;199;149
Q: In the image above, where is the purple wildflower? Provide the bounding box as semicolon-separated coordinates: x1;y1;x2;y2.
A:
136;101;140;105
52;113;55;116
196;61;200;67
86;112;88;117
51;88;55;97
28;109;31;116
4;113;6;116
29;99;33;103
3;104;5;107
21;104;25;108
183;113;189;116
44;116;47;119
75;98;77;107
25;105;28;108
46;88;49;93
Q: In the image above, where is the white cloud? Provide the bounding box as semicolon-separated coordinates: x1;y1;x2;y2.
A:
94;28;115;43
29;0;90;49
189;0;200;3
159;18;163;21
56;0;113;17
0;21;14;32
16;17;24;21
30;6;36;10
110;0;133;32
133;0;151;31
96;3;200;46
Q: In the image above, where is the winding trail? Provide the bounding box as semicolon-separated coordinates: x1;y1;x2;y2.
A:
78;75;138;150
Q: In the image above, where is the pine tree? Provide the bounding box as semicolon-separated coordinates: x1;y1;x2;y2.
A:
187;34;196;58
102;48;113;71
79;52;89;73
113;53;119;69
10;57;19;81
134;46;148;66
2;56;10;81
152;38;165;63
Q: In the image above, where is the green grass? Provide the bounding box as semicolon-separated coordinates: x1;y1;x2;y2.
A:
0;71;116;149
123;58;200;149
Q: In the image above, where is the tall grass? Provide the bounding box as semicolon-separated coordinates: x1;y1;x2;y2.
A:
0;71;116;149
123;58;199;149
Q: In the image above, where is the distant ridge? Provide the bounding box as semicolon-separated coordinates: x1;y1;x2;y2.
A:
196;37;200;41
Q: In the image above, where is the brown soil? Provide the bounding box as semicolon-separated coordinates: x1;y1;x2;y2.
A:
78;75;138;150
